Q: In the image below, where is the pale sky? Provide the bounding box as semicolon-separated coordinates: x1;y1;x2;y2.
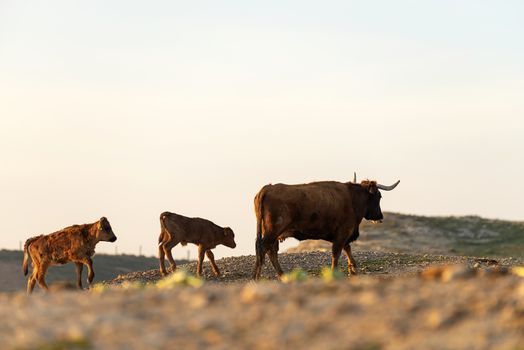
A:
1;1;523;258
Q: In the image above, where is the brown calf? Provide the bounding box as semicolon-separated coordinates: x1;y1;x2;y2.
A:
23;217;117;294
158;212;236;277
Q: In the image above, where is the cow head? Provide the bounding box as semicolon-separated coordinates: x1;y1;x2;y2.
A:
97;217;117;242
222;227;236;248
361;180;400;222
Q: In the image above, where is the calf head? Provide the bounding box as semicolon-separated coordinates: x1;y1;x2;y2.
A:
97;217;117;242
222;227;236;248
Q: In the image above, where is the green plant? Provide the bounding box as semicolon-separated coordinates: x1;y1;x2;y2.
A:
281;268;309;283
320;266;345;282
156;270;203;289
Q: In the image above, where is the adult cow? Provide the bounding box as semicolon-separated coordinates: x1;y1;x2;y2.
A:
252;177;399;280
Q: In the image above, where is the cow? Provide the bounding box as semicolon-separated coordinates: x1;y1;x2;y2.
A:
22;217;117;294
158;212;237;277
252;177;400;280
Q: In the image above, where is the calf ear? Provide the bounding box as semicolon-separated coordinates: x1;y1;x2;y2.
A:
224;227;231;236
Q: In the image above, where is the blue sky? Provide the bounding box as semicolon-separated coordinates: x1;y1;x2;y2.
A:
1;1;523;257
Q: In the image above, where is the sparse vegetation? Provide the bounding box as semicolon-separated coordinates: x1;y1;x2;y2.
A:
2;213;523;349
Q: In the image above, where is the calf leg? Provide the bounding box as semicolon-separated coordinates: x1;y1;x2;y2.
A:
164;240;178;273
197;245;205;277
36;262;49;291
75;262;84;289
27;266;38;294
343;244;358;275
159;244;167;276
267;241;284;278
84;258;95;284
206;250;221;277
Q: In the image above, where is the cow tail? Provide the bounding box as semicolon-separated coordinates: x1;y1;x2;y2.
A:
22;235;40;276
254;187;267;265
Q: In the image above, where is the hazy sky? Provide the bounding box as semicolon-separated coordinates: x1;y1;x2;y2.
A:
1;1;523;258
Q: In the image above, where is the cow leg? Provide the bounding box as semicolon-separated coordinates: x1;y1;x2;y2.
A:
331;241;344;271
36;262;49;291
85;258;95;284
206;250;221;277
267;241;284;278
197;245;206;277
75;262;84;289
343;244;358;275
252;237;269;280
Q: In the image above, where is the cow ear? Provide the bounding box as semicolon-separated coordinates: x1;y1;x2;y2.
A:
224;227;232;236
367;182;378;194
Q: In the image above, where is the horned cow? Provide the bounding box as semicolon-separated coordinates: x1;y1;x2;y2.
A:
252;176;400;280
23;217;117;293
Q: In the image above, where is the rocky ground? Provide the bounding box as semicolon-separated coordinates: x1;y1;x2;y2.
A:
0;251;523;350
109;250;517;285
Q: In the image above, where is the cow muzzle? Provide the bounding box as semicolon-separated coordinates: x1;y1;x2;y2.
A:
109;236;117;242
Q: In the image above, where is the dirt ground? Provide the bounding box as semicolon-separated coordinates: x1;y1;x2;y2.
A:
1;251;523;350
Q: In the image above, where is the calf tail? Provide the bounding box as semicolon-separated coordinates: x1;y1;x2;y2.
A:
158;212;169;245
22;235;41;276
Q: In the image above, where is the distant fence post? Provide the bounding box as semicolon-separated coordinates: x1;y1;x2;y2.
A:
139;245;142;256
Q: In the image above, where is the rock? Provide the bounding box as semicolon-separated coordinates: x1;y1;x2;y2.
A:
240;283;275;303
441;265;475;282
420;265;475;282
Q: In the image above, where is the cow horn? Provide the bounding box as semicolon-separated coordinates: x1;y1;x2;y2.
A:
377;180;400;191
353;172;357;183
